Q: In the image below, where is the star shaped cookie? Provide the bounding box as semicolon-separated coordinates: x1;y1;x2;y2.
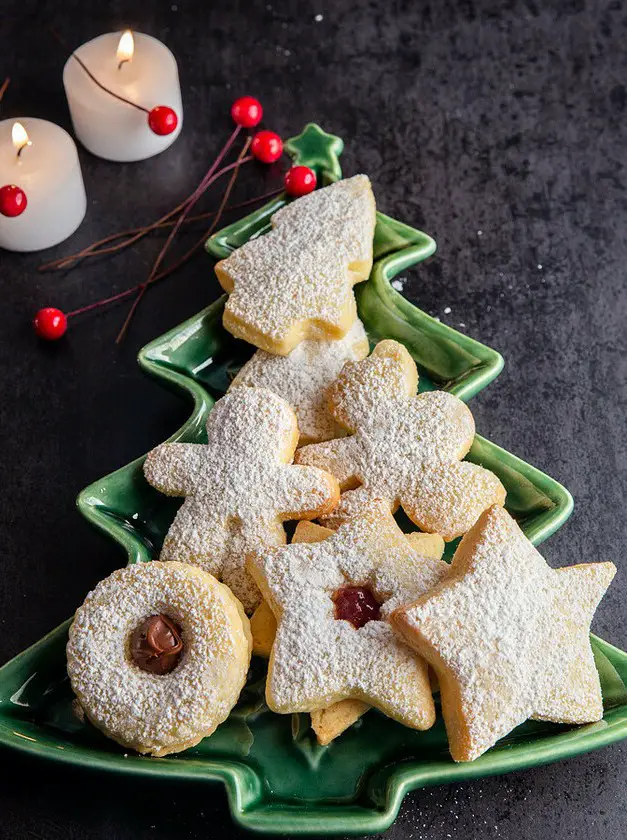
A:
215;175;376;355
143;387;340;613
229;318;370;445
393;505;616;762
249;519;445;744
248;500;449;730
296;339;506;540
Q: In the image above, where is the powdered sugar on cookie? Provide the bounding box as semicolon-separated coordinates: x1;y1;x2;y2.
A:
215;175;376;355
229;318;369;445
144;388;340;612
67;562;251;756
248;500;449;729
393;505;616;761
296;340;506;540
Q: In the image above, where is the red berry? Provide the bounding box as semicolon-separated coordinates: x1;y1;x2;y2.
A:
0;184;27;217
251;130;283;164
148;106;178;136
284;166;317;197
231;96;263;128
33;307;67;341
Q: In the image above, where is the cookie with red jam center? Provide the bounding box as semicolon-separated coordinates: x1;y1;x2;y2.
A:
248;500;449;730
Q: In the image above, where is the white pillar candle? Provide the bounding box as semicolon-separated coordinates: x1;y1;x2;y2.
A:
63;31;183;162
0;118;86;252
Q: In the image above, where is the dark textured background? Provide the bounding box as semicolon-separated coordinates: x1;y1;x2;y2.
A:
1;0;625;837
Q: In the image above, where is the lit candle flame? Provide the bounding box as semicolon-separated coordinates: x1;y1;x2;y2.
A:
116;30;134;68
12;122;31;158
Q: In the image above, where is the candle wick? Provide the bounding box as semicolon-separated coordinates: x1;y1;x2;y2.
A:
16;142;30;159
48;28;149;114
117;59;129;71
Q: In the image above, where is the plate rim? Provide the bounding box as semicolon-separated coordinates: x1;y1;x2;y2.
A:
0;623;625;836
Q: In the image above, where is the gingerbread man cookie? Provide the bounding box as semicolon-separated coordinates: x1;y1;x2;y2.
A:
248;500;449;730
296;340;506;540
393;505;616;762
144;387;340;613
229;318;370;445
215;175;376;355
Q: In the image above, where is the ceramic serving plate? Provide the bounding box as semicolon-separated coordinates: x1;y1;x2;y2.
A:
1;125;625;836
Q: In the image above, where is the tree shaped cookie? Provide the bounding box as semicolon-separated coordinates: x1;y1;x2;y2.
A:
215;175;376;355
249;519;445;745
229;318;370;445
296;340;506;540
247;500;449;730
143;387;340;613
393;505;616;762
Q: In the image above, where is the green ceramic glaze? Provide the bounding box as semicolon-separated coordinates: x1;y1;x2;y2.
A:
0;124;625;836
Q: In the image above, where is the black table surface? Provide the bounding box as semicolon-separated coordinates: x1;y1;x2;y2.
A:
1;0;625;837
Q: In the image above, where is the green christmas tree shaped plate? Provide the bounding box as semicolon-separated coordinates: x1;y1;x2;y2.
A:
1;125;626;836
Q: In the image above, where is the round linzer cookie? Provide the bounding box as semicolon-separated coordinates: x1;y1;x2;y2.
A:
229;319;370;446
67;561;252;757
296;339;506;540
392;505;616;762
143;387;340;613
214;175;376;355
247;500;449;731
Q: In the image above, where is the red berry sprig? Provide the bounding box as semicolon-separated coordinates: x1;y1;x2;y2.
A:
231;96;263;128
251;130;283;164
33;98;288;343
33;308;67;341
284;165;317;197
0;184;27;217
148;106;178;136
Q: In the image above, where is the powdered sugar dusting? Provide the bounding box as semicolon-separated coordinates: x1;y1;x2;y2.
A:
66;561;251;756
215;175;376;352
296;340;505;540
249;501;449;729
143;388;339;612
229;319;369;444
395;505;616;760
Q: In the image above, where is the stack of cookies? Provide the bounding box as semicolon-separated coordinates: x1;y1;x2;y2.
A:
67;176;615;762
